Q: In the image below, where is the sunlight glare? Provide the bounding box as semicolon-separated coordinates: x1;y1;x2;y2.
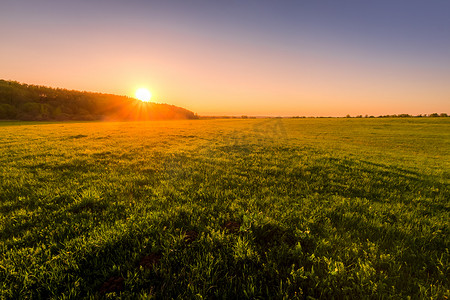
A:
135;88;152;102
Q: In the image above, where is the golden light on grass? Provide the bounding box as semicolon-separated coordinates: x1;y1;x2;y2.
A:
135;88;152;102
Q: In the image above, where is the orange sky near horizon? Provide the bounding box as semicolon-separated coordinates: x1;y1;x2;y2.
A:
1;1;449;117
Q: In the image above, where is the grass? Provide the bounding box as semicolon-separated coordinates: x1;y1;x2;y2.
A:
0;118;449;299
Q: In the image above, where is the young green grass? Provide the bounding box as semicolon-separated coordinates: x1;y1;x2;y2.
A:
0;118;449;299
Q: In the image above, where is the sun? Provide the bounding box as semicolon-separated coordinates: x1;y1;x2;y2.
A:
135;88;152;102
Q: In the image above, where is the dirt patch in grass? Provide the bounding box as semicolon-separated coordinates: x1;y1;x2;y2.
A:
138;253;161;270
223;221;241;233
99;276;124;294
67;134;87;139
184;230;199;244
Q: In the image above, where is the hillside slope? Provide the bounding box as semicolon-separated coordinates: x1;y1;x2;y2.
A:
0;80;197;121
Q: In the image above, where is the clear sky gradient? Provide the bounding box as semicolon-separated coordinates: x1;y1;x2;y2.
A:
1;0;449;116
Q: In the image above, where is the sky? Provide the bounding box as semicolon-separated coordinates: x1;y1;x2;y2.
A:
1;0;449;116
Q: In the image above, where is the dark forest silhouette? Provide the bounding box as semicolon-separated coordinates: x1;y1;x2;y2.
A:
0;80;197;121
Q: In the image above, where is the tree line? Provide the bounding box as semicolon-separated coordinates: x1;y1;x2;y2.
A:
0;80;198;121
345;113;448;118
290;113;448;119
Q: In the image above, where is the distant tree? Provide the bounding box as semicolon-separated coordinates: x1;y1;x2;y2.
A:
0;103;17;119
429;113;439;117
439;113;448;117
22;102;41;117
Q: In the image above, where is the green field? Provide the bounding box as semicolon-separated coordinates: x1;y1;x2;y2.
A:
0;118;449;299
